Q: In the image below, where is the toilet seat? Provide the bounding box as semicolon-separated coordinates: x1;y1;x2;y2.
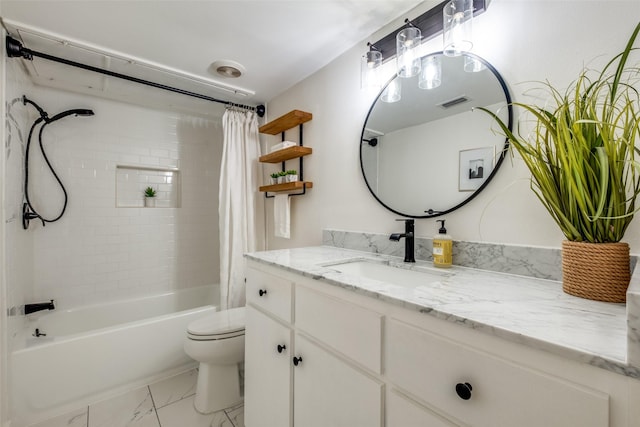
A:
187;307;245;341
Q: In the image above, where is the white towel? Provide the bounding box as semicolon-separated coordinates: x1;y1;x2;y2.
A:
274;194;290;239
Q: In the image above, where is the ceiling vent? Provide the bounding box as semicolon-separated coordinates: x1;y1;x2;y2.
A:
440;96;470;109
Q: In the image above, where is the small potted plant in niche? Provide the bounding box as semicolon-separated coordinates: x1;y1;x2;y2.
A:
479;23;640;302
270;172;279;185
144;186;157;208
286;170;298;183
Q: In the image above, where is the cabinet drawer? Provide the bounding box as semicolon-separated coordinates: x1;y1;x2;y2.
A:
295;286;382;373
246;268;293;322
385;319;609;427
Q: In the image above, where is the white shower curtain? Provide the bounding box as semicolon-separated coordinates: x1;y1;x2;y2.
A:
219;109;264;309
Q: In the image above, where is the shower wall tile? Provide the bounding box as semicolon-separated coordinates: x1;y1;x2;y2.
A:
5;59;35;341
4;76;223;310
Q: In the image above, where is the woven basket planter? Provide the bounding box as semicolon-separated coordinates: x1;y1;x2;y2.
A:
561;241;630;303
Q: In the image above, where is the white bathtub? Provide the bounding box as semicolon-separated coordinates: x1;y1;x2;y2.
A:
11;285;218;425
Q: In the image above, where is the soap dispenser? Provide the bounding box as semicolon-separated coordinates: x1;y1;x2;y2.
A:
433;219;452;268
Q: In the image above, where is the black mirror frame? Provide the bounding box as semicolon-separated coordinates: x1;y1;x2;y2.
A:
359;52;513;218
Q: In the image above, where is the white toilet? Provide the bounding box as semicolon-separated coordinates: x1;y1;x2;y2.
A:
184;306;246;414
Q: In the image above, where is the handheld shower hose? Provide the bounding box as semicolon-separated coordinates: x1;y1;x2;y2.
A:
22;96;95;229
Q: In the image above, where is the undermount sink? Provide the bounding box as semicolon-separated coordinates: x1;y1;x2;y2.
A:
324;259;446;288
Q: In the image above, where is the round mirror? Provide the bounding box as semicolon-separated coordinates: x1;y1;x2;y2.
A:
360;52;512;218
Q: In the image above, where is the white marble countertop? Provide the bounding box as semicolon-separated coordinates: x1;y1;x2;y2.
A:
246;245;640;379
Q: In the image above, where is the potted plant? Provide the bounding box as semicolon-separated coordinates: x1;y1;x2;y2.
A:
286;169;298;183
144;186;157;208
270;172;280;185
277;170;287;184
479;23;640;302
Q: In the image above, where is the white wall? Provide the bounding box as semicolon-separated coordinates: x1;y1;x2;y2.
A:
4;63;223;318
263;0;640;253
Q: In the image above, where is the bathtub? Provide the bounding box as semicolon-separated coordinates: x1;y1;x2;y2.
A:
11;285;218;425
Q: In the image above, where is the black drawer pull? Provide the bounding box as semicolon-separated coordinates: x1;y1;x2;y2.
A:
259;289;267;297
455;382;472;400
277;344;286;354
293;356;303;366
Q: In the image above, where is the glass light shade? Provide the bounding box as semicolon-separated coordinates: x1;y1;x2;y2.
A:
464;55;486;72
381;78;401;103
396;27;422;78
443;0;473;57
361;50;383;90
419;56;442;90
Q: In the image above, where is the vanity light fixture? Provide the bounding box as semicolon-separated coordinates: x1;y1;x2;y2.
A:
396;20;422;78
443;0;474;57
360;0;486;79
361;43;383;90
419;55;442;89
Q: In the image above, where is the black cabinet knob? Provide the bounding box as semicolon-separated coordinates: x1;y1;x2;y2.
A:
277;344;286;354
293;356;303;366
455;382;473;400
259;289;267;296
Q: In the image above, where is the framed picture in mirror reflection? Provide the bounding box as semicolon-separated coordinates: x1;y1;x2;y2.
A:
459;146;495;192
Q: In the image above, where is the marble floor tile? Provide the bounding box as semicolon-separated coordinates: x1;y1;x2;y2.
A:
156;395;233;427
224;403;244;427
28;407;88;427
88;386;159;427
148;368;198;409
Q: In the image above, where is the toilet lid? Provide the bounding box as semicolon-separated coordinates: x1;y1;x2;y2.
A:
187;306;245;337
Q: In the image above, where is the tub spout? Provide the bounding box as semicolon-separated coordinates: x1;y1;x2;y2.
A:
25;300;55;315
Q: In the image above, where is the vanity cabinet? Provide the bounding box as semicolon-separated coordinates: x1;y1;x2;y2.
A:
245;260;631;427
245;266;383;427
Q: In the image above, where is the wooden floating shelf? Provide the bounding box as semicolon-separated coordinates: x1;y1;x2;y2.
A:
259;110;312;135
259;181;313;193
259;146;312;163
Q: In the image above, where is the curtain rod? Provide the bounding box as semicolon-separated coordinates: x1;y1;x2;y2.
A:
5;35;266;117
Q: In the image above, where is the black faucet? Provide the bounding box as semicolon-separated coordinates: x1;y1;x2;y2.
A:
25;300;55;315
390;219;415;263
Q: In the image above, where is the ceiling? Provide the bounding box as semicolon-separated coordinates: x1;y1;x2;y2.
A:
0;0;426;113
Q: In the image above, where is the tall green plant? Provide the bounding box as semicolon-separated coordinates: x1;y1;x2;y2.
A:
480;23;640;243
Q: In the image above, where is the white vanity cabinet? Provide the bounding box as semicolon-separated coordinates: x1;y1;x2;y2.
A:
245;265;383;427
245;260;634;427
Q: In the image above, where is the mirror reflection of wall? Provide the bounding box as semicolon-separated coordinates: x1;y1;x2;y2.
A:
360;53;512;218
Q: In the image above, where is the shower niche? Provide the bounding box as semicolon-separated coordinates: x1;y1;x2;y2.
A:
116;165;181;208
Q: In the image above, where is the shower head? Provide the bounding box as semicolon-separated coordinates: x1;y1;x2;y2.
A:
48;109;95;123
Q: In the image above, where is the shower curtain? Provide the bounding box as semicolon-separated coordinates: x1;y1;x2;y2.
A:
219;109;264;309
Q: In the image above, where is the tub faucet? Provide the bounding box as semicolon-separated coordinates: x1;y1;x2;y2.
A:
390;219;415;263
25;300;55;315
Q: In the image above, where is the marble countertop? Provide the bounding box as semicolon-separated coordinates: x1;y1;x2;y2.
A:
246;246;640;379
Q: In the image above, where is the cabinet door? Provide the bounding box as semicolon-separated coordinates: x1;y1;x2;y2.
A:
293;335;383;427
245;306;292;427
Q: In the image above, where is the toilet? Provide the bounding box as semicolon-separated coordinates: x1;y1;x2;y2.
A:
184;306;246;414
